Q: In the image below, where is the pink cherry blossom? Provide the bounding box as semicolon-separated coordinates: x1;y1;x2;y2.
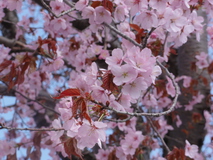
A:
158;118;173;137
121;129;144;155
91;84;109;104
109;96;126;111
116;147;127;160
0;140;15;158
95;6;112;24
82;6;96;24
7;0;22;12
122;77;148;99
149;0;168;11
106;48;124;68
75;0;89;11
77;121;107;149
124;0;148;15
53;57;64;71
166;76;176;97
50;18;67;31
50;0;66;15
164;8;187;32
111;64;138;86
96;149;110;160
176;115;182;127
49;118;64;141
114;5;128;22
64;119;80;138
195;52;209;69
134;11;158;29
185;140;198;159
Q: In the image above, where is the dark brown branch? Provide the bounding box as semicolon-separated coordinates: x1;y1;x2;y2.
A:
147;117;171;153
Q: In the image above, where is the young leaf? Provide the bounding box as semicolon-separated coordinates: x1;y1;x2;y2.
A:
64;138;83;160
101;71;119;94
53;88;81;99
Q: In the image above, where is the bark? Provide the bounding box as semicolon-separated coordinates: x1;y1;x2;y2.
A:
165;10;210;152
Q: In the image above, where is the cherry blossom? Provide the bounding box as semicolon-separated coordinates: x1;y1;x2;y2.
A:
75;0;89;11
96;149;110;160
76;121;107;149
124;0;148;15
134;11;158;29
166;76;176;97
6;0;22;12
106;48;124;68
195;52;209;69
122;77;148;99
1;0;213;159
114;5;128;22
50;0;66;15
0;140;15;158
95;6;112;24
185;140;199;159
111;64;138;86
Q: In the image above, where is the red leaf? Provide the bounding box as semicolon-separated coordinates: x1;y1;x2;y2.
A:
102;0;114;13
91;1;102;8
81;100;92;123
129;23;141;32
64;138;83;160
101;71;119;94
6;151;17;160
0;60;12;72
192;112;202;123
208;61;213;73
166;147;186;160
29;146;41;160
53;88;81;99
33;132;42;147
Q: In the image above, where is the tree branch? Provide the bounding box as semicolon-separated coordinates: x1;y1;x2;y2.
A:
40;0;75;18
0;124;63;131
147;116;171;153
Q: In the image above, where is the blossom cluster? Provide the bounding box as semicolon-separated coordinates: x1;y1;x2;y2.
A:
1;0;213;159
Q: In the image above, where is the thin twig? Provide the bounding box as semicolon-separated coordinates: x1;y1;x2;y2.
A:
104;23;143;48
63;0;75;7
0;125;63;131
142;27;156;48
147;116;171;153
14;89;60;115
40;0;75;18
104;116;134;122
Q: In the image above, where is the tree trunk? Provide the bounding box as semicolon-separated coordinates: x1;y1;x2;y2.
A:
166;10;210;151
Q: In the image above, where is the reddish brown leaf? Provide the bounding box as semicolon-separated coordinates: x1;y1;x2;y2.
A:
64;138;83;160
192;112;202;123
101;71;119;94
33;132;42;147
129;23;141;32
191;61;197;71
37;37;57;56
170;48;177;55
208;61;213;74
53;88;81;99
181;129;189;136
6;152;17;160
200;76;208;86
0;60;12;72
102;0;114;13
91;1;102;8
29;146;41;160
82;100;91;123
166;147;185;160
108;149;118;160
